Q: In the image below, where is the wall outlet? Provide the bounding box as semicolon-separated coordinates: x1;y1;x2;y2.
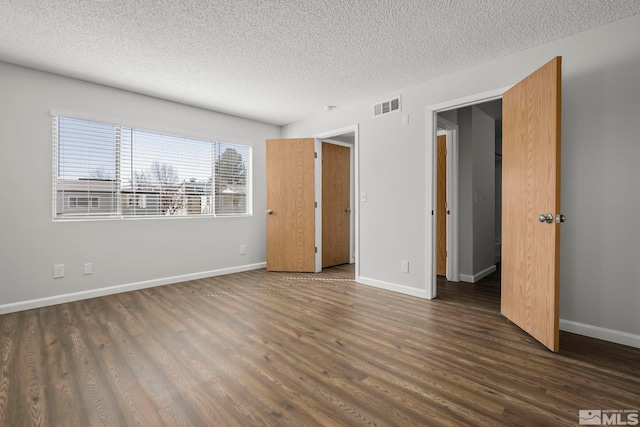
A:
240;245;246;255
401;260;409;273
83;263;93;275
53;264;65;279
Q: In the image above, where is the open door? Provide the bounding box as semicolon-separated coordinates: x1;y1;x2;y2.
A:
436;134;447;276
322;142;350;268
501;57;562;352
266;138;315;272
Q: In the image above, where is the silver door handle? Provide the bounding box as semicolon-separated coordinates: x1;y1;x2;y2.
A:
556;214;566;223
538;213;553;223
345;208;351;214
266;209;273;215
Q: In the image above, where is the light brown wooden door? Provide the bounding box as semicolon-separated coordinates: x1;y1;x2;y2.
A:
322;142;350;268
501;57;562;352
266;138;315;272
436;134;447;276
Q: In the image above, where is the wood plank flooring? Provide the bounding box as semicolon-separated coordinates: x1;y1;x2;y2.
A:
1;265;638;426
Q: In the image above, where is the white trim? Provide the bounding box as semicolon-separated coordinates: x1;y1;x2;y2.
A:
313;125;359;139
425;109;438;299
426;86;511;299
321;140;352;148
53;213;254;223
357;276;429;299
427;86;512;113
560;319;640;349
0;262;266;315
313;125;359;277
460;265;497;283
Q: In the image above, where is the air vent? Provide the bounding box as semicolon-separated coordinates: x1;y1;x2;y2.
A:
373;96;401;118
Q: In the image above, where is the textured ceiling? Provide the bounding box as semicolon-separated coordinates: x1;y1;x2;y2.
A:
1;1;639;126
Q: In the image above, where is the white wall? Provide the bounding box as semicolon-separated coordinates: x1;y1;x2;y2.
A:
457;106;496;280
458;108;474;278
0;62;279;313
470;106;495;276
283;14;640;346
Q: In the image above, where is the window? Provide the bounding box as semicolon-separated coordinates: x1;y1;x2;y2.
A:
53;116;252;219
69;196;99;208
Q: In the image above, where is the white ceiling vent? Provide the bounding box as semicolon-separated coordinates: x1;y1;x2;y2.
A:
373;96;401;118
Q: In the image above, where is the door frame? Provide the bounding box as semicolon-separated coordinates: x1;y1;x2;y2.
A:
426;86;511;298
313;125;359;277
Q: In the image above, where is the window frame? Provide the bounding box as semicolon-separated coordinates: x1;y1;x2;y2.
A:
52;113;253;221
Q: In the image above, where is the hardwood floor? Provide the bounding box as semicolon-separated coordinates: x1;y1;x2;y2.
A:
1;265;638;426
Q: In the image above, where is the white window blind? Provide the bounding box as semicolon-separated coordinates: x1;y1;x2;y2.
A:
53;116;252;219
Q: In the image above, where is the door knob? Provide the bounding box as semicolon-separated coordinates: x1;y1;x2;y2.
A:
556;214;566;223
538;213;553;223
345;208;351;214
266;209;273;215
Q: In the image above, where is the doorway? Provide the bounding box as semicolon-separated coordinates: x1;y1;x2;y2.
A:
313;126;358;277
322;141;351;268
265;130;357;275
425;85;509;299
428;57;563;352
436;100;503;291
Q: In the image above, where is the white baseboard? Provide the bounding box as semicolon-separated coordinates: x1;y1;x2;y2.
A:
0;262;266;315
560;319;640;349
460;274;474;283
460;265;497;283
357;276;430;299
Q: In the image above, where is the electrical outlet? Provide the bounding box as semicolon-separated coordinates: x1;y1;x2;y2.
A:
240;245;246;255
83;263;93;275
400;260;409;273
53;264;65;279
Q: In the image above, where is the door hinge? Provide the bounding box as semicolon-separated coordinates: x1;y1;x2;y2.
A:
315;201;317;208
431;210;434;215
315;247;318;253
314;152;318;158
